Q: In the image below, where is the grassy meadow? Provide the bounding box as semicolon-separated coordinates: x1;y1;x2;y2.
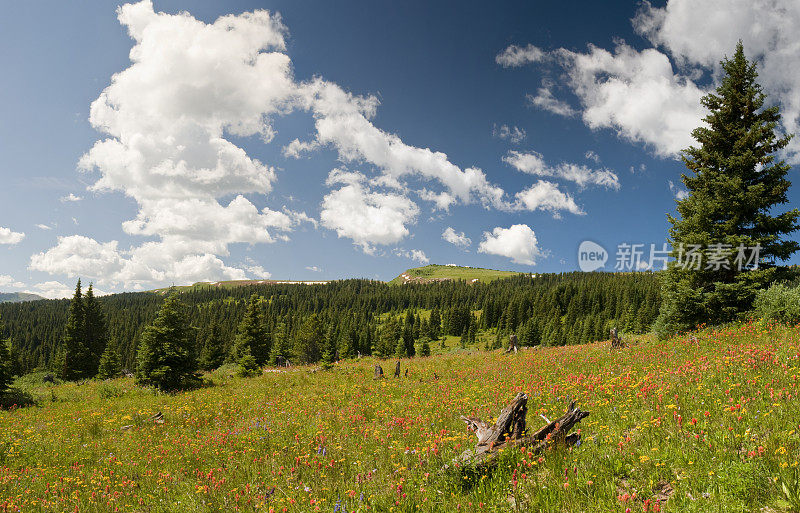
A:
3;321;800;512
387;265;521;285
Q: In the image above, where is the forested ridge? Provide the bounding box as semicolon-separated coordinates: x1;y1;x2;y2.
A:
0;272;660;375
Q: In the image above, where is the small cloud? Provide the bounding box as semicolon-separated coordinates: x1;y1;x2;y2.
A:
0;226;25;245
478;224;543;265
60;193;83;202
668;180;689;200
584;150;601;163
395;248;429;264
442;227;472;249
305;265;322;272
496;44;548;67
527;87;576;117
36;224;53;230
0;275;25;288
492;124;526;144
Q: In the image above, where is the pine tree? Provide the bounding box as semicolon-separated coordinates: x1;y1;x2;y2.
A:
198;321;226;371
229;295;271;365
429;307;441;339
402;312;415;357
269;321;291;366
236;347;260;377
378;317;401;358
420;336;431;357
294;314;323;363
0;315;13;394
62;279;90;381
83;283;109;376
97;339;122;379
135;292;199;391
321;327;337;370
656;42;799;336
394;336;407;358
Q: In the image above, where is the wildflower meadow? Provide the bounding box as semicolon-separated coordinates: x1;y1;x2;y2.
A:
2;320;800;512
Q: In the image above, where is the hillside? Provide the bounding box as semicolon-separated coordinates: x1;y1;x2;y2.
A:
389;264;522;285
151;279;330;293
0;292;45;303
2;321;797;511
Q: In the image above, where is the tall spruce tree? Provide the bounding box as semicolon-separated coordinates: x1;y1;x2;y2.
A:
229;294;271;366
656;42;799;336
0;315;13;394
294;314;323;363
62;279;90;380
198;320;226;371
83;283;109;376
268;320;291;365
135;292;198;391
97;339;122;379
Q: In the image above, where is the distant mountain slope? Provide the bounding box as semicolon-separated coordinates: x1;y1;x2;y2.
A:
388;264;522;285
0;292;45;303
151;279;331;293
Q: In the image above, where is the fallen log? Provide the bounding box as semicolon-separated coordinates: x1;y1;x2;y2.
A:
454;393;589;469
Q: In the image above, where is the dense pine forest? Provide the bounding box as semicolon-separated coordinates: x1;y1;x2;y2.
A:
0;272;660;376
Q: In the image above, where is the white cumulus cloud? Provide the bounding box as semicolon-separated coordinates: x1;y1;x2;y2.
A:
504;150;619;189
395;248;429;264
0;275;25;289
499;1;800;162
442;227;471;248
60;193;83;202
513;181;585;217
478;224;543;265
34;0;512;289
0;227;25;245
320;170;419;254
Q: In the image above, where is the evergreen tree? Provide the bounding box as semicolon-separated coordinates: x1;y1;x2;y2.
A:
321;327;337;369
236;347;260;377
229;295;271;365
657;42;799;335
419;336;431;357
402;313;415;357
294;314;323;363
97;339;122;379
429;307;441;339
135;292;199;391
62;279;90;381
269;321;291;365
0;315;13;394
198;321;226;371
83;283;109;376
378;317;401;358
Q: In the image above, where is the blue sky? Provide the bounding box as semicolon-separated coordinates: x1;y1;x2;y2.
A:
1;0;799;297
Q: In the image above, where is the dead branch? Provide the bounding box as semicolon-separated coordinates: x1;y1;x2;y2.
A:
453;393;589;469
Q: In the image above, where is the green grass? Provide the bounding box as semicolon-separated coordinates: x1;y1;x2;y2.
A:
389;264;522;285
3;320;800;511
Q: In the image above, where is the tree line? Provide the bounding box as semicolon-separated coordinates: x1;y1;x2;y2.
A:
0;271;661;386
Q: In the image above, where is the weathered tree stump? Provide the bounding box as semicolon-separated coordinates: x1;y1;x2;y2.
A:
505;333;519;354
394;360;401;378
373;365;384;379
454;393;589;470
610;327;625;349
